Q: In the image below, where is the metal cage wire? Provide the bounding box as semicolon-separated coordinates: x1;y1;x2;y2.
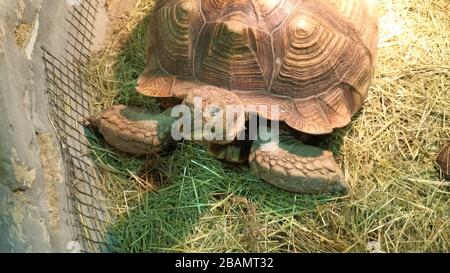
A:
42;0;109;252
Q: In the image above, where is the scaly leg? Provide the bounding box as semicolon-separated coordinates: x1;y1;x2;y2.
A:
249;129;348;195
88;105;175;155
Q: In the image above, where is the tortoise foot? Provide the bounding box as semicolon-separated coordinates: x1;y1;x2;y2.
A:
249;132;348;195
88;105;175;155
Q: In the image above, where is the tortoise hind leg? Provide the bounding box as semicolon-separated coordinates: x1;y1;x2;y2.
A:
208;140;251;163
88;105;176;155
249;130;348;195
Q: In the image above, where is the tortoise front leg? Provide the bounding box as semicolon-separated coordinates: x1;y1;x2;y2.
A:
249;130;348;195
88;105;176;155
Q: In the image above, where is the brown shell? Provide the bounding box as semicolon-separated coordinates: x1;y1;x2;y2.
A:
137;0;379;135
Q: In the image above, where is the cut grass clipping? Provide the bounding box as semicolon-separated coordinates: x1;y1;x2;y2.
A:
86;0;450;252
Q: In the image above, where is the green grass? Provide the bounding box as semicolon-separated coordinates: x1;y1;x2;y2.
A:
87;127;348;252
94;142;338;252
86;0;450;253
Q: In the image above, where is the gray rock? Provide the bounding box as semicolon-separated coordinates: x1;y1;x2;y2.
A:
0;0;74;253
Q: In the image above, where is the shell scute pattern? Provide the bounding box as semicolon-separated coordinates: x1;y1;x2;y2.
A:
138;0;378;135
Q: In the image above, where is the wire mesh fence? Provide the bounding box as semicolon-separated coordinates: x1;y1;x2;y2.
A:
42;0;109;252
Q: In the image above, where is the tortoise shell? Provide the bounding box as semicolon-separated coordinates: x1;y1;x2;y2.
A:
137;0;379;135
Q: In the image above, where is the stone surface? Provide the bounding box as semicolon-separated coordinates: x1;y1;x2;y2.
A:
0;0;138;253
0;0;74;253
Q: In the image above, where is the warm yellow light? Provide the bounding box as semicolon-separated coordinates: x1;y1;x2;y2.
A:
378;9;405;48
367;0;378;8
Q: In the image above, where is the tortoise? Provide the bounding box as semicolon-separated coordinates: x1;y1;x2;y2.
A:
89;0;379;195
